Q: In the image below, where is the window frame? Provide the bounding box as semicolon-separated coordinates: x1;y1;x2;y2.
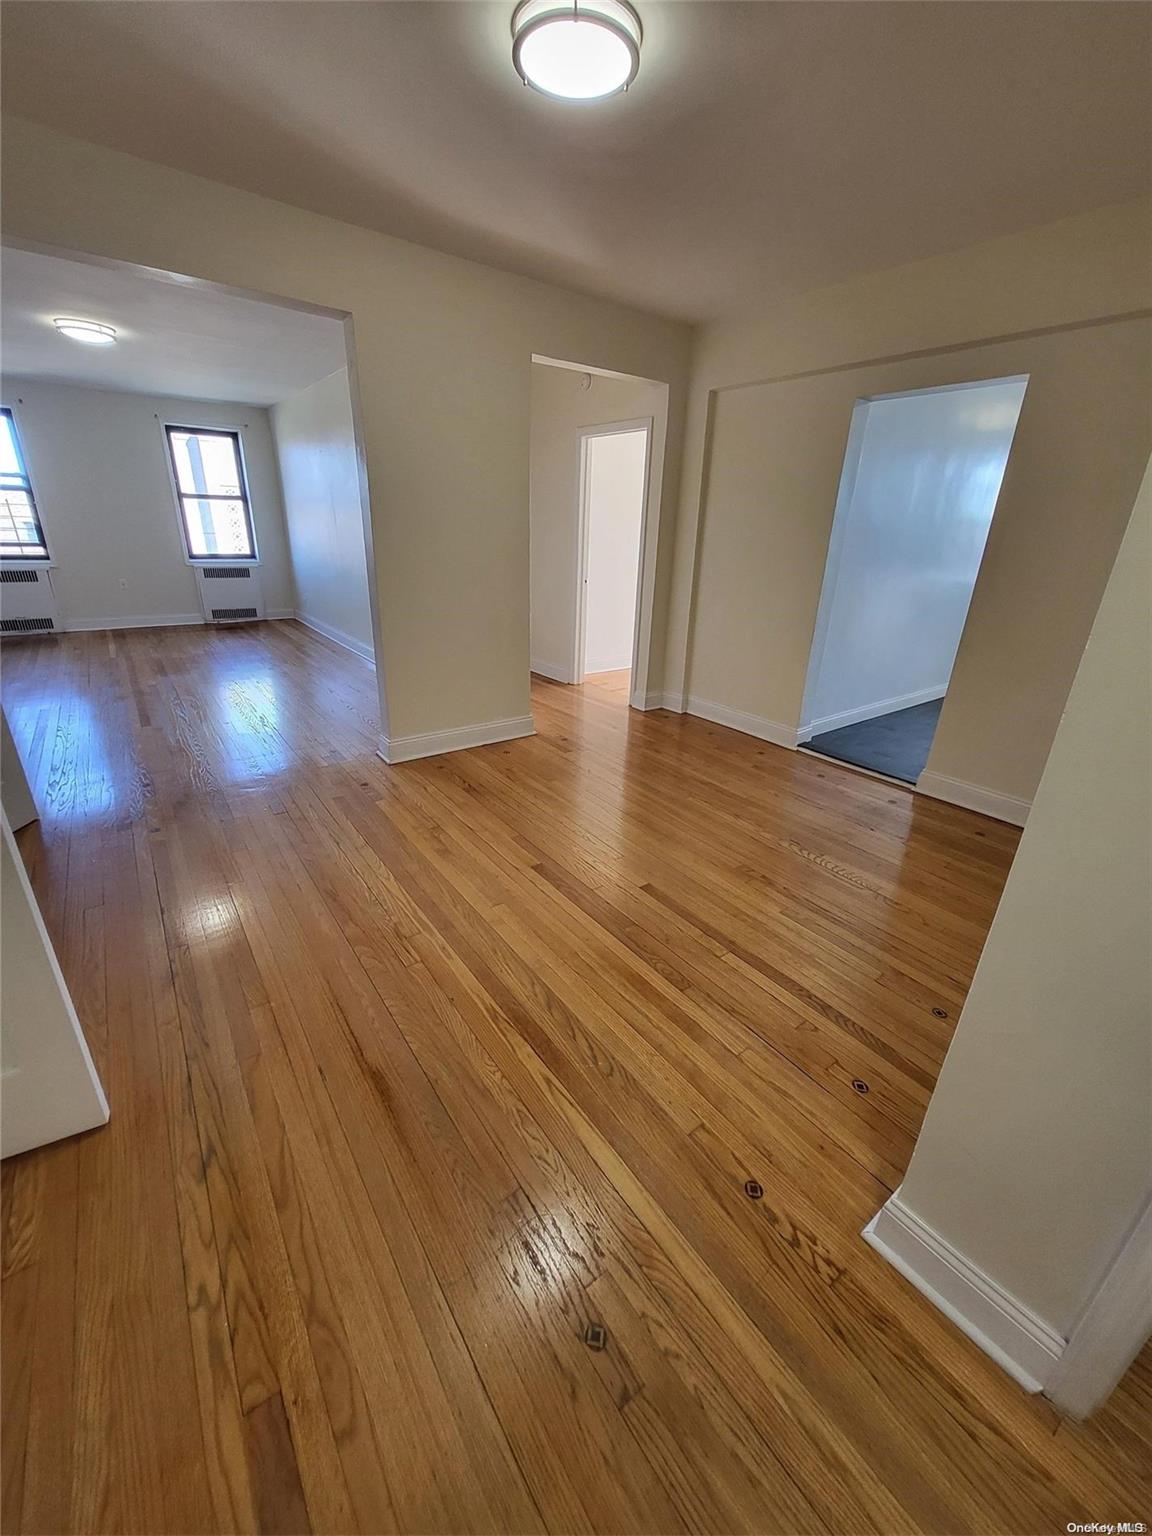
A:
0;405;53;565
163;423;260;566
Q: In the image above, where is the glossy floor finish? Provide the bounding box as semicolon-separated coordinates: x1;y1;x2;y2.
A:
2;623;1148;1536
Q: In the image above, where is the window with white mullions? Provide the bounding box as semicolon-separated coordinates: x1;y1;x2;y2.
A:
165;425;257;561
0;408;49;561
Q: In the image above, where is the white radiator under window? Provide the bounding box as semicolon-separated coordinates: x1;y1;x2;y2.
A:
0;567;61;636
194;565;265;624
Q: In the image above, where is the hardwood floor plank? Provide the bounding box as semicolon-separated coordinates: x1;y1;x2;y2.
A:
243;1392;312;1536
222;813;543;1534
18;1139;82;1536
2;623;1147;1536
152;818;358;1535
1;1221;35;1535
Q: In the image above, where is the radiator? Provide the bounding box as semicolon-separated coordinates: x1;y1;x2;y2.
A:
194;565;265;623
0;566;60;636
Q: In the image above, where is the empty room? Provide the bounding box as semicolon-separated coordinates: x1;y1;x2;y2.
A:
1;5;1150;1536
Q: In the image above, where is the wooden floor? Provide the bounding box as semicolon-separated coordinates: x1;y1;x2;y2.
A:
2;622;1148;1536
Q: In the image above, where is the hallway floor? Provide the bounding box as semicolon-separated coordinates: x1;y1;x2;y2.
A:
2;623;1148;1535
806;698;944;783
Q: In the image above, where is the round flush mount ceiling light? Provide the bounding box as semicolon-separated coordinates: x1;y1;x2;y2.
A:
512;0;641;101
53;318;118;346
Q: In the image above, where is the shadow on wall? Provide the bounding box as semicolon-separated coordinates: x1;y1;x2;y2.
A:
271;366;376;665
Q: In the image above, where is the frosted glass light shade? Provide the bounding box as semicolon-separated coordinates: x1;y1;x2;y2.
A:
53;319;118;346
512;0;641;101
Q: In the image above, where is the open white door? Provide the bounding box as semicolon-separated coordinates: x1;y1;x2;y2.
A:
1;814;108;1159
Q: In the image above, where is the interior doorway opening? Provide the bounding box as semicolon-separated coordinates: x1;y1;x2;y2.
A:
0;239;387;736
528;356;667;713
576;422;649;687
798;375;1028;784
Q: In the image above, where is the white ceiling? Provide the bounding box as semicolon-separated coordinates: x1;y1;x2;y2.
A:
2;2;1149;324
1;248;348;405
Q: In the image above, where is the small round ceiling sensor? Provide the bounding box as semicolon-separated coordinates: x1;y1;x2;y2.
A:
53;318;118;346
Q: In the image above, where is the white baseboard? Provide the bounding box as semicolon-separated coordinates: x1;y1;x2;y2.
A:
1044;1197;1152;1419
63;612;205;633
585;656;633;675
916;769;1031;827
530;657;574;684
379;714;535;765
293;611;375;663
798;686;946;743
636;690;686;711
62;611;295;634
864;1192;1064;1393
684;694;799;751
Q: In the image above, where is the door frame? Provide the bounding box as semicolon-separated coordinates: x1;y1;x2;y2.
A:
796;373;1029;750
571;417;654;701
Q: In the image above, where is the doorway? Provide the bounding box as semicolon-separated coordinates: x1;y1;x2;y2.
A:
798;376;1028;784
527;357;666;712
1;240;388;740
574;422;650;689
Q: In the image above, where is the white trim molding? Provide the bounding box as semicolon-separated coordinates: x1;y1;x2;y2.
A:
863;1192;1064;1394
61;610;295;634
916;769;1031;827
293;611;375;663
685;695;799;751
378;714;535;765
637;690;683;712
798;686;946;743
1044;1197;1152;1420
530;657;575;684
63;612;205;633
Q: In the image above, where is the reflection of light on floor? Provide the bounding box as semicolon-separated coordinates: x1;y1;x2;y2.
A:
217;672;288;782
8;692;118;823
501;1202;599;1304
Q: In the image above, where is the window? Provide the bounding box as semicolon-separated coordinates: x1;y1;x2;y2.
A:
0;408;49;561
165;425;257;561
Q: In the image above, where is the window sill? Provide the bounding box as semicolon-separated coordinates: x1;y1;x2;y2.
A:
186;558;261;569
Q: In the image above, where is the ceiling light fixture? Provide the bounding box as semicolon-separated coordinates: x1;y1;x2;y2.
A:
53;318;118;347
512;0;641;101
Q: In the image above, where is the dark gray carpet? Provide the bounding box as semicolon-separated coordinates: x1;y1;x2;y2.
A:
805;698;943;783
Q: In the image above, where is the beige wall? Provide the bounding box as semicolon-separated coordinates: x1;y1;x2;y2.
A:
272;368;374;660
897;455;1152;1337
670;199;1152;808
529;363;665;683
5;116;1148;790
1;377;294;625
688;319;1151;802
2;117;690;746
